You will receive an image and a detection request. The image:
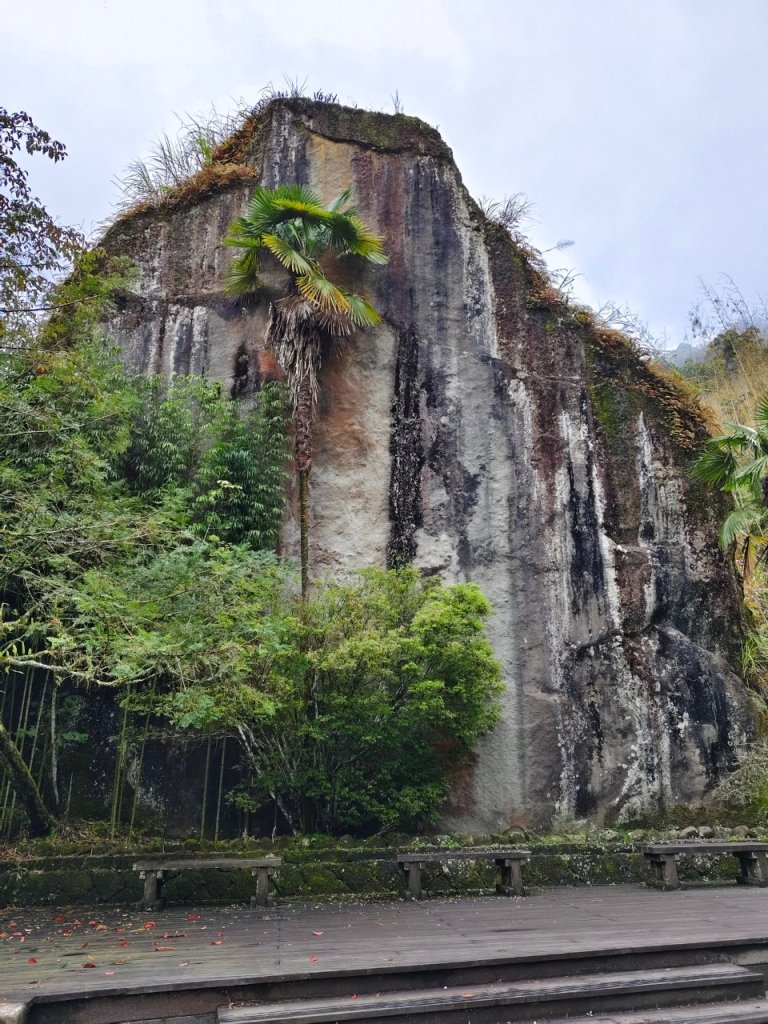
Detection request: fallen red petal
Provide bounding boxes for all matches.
[312,931,324,936]
[27,958,37,964]
[309,955,318,963]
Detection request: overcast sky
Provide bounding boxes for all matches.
[3,0,766,347]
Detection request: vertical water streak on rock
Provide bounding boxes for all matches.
[387,325,424,567]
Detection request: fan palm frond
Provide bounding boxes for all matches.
[261,234,314,276]
[721,500,768,549]
[756,393,768,435]
[692,442,741,487]
[734,455,768,489]
[296,270,351,314]
[223,247,263,298]
[329,186,356,214]
[344,292,383,328]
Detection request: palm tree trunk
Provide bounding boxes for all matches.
[298,469,310,601]
[0,723,55,837]
[295,374,314,602]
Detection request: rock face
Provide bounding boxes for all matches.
[101,99,753,829]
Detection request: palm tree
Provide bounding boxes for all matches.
[692,394,768,576]
[223,184,388,598]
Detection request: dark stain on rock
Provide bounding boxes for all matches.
[231,344,258,398]
[387,325,424,567]
[172,313,192,375]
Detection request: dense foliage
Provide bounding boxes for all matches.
[0,267,290,682]
[0,273,501,836]
[0,113,503,840]
[219,568,502,834]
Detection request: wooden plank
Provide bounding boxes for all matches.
[642,844,768,855]
[544,1003,768,1024]
[218,964,761,1023]
[396,850,530,863]
[4,887,768,1010]
[133,858,281,870]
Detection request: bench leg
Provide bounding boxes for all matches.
[496,859,524,897]
[647,855,680,890]
[404,864,423,900]
[251,868,271,907]
[735,852,768,886]
[139,871,165,911]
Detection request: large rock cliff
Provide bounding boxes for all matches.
[101,98,752,828]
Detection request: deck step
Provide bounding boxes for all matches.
[218,962,764,1024]
[546,999,768,1023]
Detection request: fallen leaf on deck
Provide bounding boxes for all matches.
[83,962,96,969]
[154,944,176,951]
[119,940,130,948]
[87,920,96,927]
[27,958,37,964]
[462,993,476,999]
[309,955,318,963]
[95,924,107,931]
[185,913,199,920]
[312,931,324,936]
[143,921,156,929]
[178,960,190,967]
[210,940,223,946]
[351,994,358,1000]
[104,971,115,976]
[81,942,89,949]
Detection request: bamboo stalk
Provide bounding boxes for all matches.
[110,688,130,838]
[6,664,34,838]
[200,735,212,840]
[129,714,150,838]
[214,737,226,845]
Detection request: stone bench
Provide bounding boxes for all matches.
[133,856,282,910]
[641,842,768,890]
[396,849,531,900]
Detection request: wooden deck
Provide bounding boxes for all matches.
[4,885,768,1020]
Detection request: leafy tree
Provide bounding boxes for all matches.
[157,567,502,834]
[0,108,82,337]
[224,184,388,598]
[122,374,289,549]
[0,295,288,833]
[691,395,768,576]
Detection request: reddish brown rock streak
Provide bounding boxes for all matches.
[101,99,752,828]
